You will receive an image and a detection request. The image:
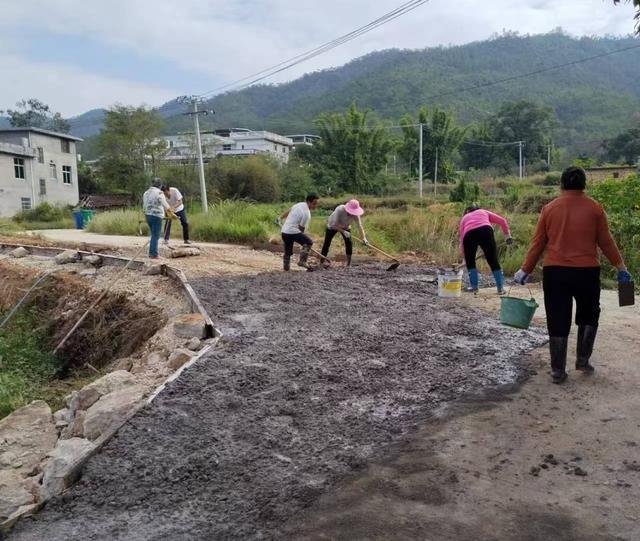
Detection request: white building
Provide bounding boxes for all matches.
[160,128,294,164]
[286,134,321,149]
[0,127,82,217]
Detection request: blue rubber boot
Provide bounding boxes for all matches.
[466,269,479,292]
[493,269,506,295]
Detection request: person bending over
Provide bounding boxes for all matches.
[162,184,191,245]
[459,205,512,294]
[278,193,320,271]
[321,199,369,266]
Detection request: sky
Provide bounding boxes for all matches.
[0,0,637,118]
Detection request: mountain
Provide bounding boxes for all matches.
[71,32,640,154]
[68,108,107,138]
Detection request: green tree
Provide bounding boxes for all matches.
[399,107,467,183]
[77,161,101,195]
[211,156,281,203]
[605,124,640,165]
[307,103,392,194]
[96,105,166,198]
[488,100,557,170]
[1,99,70,133]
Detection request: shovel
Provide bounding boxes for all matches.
[352,234,400,271]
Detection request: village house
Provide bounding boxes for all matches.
[0,127,82,217]
[585,164,638,183]
[160,128,294,164]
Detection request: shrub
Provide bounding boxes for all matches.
[449,178,480,203]
[543,172,561,186]
[13,202,69,223]
[212,156,281,203]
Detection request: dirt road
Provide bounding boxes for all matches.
[282,285,640,541]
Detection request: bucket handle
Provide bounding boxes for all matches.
[506,284,536,300]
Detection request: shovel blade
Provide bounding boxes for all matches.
[386,262,400,272]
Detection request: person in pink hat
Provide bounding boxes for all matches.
[321,199,369,266]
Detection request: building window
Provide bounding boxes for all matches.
[223,144,232,151]
[39,178,47,196]
[37,147,44,163]
[274,144,278,151]
[61,139,71,153]
[169,140,174,148]
[50,162,57,179]
[283,147,286,153]
[62,165,72,185]
[14,158,25,179]
[241,145,245,149]
[21,197,32,211]
[613,172,620,179]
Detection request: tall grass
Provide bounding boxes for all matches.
[86,209,145,235]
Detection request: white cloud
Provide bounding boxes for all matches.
[0,0,636,114]
[0,52,179,117]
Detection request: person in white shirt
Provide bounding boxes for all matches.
[321,199,369,266]
[161,185,191,244]
[277,193,320,271]
[142,178,171,259]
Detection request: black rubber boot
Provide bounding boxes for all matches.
[297,245,310,268]
[283,255,291,271]
[576,325,597,374]
[549,336,568,384]
[346,255,352,267]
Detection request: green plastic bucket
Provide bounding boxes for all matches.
[500,296,539,329]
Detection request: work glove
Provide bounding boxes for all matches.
[513,269,529,285]
[342,230,351,239]
[618,270,633,283]
[362,237,370,246]
[166,209,178,220]
[274,217,282,227]
[506,236,514,246]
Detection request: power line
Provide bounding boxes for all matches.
[196,0,431,99]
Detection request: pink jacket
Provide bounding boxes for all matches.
[459,209,511,247]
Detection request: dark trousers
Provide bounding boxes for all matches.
[543,266,601,337]
[164,209,189,242]
[321,228,353,257]
[463,225,500,271]
[282,232,313,257]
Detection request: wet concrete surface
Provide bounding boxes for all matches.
[9,265,546,541]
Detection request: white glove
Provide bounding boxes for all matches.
[362,237,370,246]
[513,269,529,285]
[274,217,282,227]
[342,230,351,239]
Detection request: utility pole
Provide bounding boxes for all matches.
[418,123,423,198]
[547,143,552,169]
[434,146,438,196]
[178,96,213,213]
[518,141,524,180]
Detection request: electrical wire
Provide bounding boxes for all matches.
[196,0,431,98]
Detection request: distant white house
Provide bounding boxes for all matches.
[0,127,82,217]
[159,128,294,164]
[286,134,321,149]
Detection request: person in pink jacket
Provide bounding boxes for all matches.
[459,205,513,294]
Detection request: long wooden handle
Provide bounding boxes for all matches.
[309,248,332,263]
[351,234,398,262]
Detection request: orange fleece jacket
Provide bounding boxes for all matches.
[522,191,624,274]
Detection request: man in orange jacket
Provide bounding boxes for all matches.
[514,166,632,384]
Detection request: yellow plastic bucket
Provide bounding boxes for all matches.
[437,269,463,298]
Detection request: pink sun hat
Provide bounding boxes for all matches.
[344,199,364,217]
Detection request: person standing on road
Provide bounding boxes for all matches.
[142,178,172,259]
[277,194,320,271]
[459,205,513,294]
[321,199,369,266]
[514,166,632,384]
[162,185,191,245]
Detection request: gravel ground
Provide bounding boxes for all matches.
[10,265,546,541]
